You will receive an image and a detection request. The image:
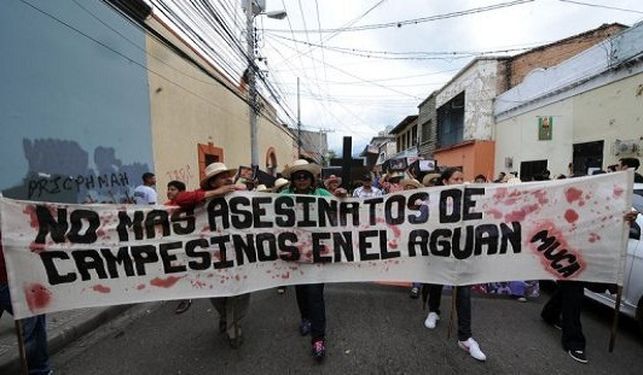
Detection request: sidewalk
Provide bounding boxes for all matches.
[0,305,131,373]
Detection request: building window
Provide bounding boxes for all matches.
[411,125,418,147]
[437,92,465,148]
[198,142,224,181]
[396,137,402,152]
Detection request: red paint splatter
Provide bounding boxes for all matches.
[320,245,331,255]
[588,233,601,243]
[486,209,503,219]
[235,275,240,281]
[96,228,106,237]
[24,283,52,312]
[136,284,145,290]
[388,240,398,249]
[613,186,624,198]
[565,187,583,204]
[150,275,184,288]
[281,272,290,279]
[92,284,111,293]
[493,188,508,201]
[564,209,579,224]
[29,242,46,254]
[191,279,207,288]
[388,225,400,239]
[505,204,539,222]
[531,190,549,205]
[22,205,39,228]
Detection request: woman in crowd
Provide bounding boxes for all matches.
[281,159,333,362]
[173,162,249,349]
[423,167,487,361]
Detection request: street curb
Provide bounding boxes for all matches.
[0,304,132,373]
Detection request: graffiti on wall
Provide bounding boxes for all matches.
[164,164,195,187]
[1,139,151,204]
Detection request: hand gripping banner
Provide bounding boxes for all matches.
[0,172,633,318]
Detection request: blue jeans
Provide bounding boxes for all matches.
[0,283,51,375]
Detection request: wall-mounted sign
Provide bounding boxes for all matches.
[538,116,553,140]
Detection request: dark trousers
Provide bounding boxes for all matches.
[427,284,472,341]
[295,283,326,341]
[541,281,586,351]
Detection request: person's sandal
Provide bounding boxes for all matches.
[175,299,192,314]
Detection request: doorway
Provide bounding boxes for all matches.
[573,141,604,176]
[520,160,548,181]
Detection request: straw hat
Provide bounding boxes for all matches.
[274,177,290,191]
[255,184,271,192]
[323,174,342,188]
[400,178,423,189]
[282,159,321,179]
[422,173,441,187]
[200,162,236,189]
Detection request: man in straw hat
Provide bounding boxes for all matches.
[281,159,332,362]
[174,162,249,348]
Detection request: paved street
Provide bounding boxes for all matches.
[50,283,643,375]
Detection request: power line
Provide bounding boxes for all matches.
[268,33,540,59]
[558,0,643,14]
[268,33,423,100]
[275,0,387,65]
[265,0,534,33]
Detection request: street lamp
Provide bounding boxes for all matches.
[243,0,287,168]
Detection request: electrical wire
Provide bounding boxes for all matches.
[264,0,534,33]
[558,0,643,14]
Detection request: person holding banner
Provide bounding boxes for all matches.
[1,231,53,374]
[165,180,192,315]
[281,159,333,362]
[541,209,640,364]
[422,167,487,362]
[273,177,291,295]
[173,163,250,348]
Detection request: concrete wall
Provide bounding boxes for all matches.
[146,17,296,196]
[0,0,154,203]
[436,59,503,142]
[494,72,643,177]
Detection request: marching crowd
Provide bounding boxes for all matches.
[0,156,641,373]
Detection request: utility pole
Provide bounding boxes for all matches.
[297,77,301,158]
[246,3,258,167]
[243,1,286,167]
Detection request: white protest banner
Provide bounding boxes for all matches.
[0,172,633,318]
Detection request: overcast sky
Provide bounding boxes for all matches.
[246,0,643,154]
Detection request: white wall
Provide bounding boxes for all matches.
[495,72,643,177]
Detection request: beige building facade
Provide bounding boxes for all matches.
[494,23,643,178]
[146,17,297,195]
